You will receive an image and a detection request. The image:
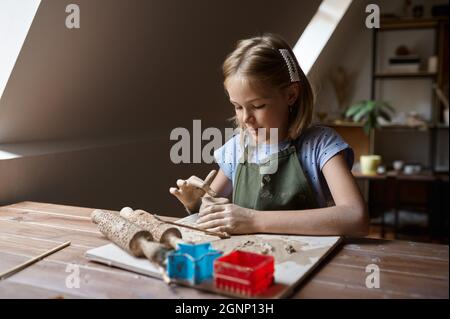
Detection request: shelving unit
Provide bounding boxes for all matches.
[378,17,441,30]
[371,17,448,173]
[363,17,449,240]
[326,17,449,241]
[373,71,437,78]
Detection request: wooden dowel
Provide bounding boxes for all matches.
[153,215,230,239]
[0,241,71,281]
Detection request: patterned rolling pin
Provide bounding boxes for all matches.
[91,209,171,266]
[119,207,185,249]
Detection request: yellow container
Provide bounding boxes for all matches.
[360,155,381,175]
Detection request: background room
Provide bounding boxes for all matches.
[0,0,448,245]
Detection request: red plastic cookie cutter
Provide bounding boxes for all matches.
[214,250,274,296]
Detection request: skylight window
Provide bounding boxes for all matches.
[0,0,41,100]
[293,0,353,75]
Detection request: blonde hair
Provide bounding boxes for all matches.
[222,33,314,140]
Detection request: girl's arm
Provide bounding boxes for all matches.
[197,153,369,237]
[254,153,369,236]
[210,169,233,198]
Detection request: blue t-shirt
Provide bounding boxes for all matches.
[213,125,354,208]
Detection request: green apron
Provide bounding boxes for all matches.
[233,140,318,210]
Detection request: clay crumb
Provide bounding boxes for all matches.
[284,244,296,254]
[237,240,255,249]
[260,243,274,255]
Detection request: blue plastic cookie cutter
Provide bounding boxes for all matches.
[167,242,222,284]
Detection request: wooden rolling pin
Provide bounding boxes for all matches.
[91,210,170,266]
[119,207,185,249]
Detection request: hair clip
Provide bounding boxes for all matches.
[279,49,300,82]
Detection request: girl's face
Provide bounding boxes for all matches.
[225,75,298,143]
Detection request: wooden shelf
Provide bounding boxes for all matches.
[326,121,363,128]
[379,17,446,31]
[327,122,434,131]
[376,124,431,131]
[435,123,450,129]
[353,170,437,181]
[374,72,437,79]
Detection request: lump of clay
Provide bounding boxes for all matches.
[284,244,296,254]
[199,196,230,213]
[259,242,274,255]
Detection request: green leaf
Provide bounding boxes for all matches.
[353,101,375,122]
[379,101,395,114]
[346,100,395,131]
[345,102,365,118]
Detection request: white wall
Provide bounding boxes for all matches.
[0,0,41,100]
[0,0,320,143]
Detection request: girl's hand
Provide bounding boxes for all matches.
[196,203,257,235]
[169,170,217,213]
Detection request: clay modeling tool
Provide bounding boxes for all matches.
[200,170,218,197]
[119,207,185,249]
[91,210,172,282]
[153,214,230,239]
[0,241,71,281]
[172,170,218,197]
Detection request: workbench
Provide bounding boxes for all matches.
[0,202,448,298]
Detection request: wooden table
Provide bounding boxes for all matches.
[0,202,448,299]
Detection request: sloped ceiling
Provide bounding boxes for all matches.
[0,0,321,143]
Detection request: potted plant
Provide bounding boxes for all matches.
[344,100,395,175]
[345,100,395,134]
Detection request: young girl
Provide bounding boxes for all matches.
[169,33,368,237]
